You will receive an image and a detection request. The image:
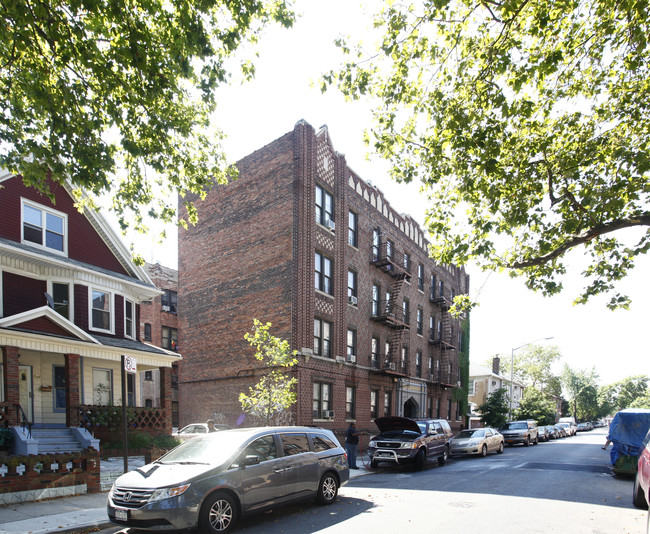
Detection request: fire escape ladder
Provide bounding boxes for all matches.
[386,328,406,370]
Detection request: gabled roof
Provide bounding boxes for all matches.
[0,306,99,343]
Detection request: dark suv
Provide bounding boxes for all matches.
[500,420,539,447]
[368,417,453,470]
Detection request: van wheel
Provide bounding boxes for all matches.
[633,472,649,509]
[316,472,339,505]
[200,492,236,533]
[438,445,449,466]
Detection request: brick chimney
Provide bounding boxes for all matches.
[492,356,500,375]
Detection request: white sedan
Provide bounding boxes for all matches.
[450,427,505,457]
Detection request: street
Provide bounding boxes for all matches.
[88,428,648,534]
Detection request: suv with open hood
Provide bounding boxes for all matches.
[367,417,453,470]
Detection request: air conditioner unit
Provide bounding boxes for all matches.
[429,374,435,381]
[347,355,357,363]
[325,219,336,231]
[348,295,358,306]
[325,410,335,419]
[388,362,396,371]
[162,305,170,312]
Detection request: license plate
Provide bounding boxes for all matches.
[115,509,129,521]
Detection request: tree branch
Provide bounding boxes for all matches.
[509,214,650,268]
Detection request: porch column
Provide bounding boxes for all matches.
[158,366,172,434]
[65,353,81,427]
[3,346,20,426]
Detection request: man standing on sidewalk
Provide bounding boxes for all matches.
[345,422,360,469]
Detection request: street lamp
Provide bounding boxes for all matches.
[509,337,554,421]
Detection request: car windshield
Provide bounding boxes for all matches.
[505,422,527,430]
[157,433,246,465]
[417,422,428,434]
[455,429,485,439]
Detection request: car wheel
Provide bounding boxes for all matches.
[633,472,649,509]
[480,444,488,457]
[414,448,426,470]
[438,445,449,466]
[370,459,379,469]
[497,441,504,454]
[200,492,236,533]
[524,437,530,447]
[534,435,539,445]
[316,472,339,505]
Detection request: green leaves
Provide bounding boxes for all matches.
[1,0,295,236]
[323,0,650,307]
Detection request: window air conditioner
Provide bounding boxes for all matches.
[325,219,336,231]
[388,362,396,371]
[348,295,358,305]
[162,305,170,312]
[325,410,335,419]
[348,355,357,363]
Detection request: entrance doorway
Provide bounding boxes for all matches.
[18,365,34,423]
[403,397,418,419]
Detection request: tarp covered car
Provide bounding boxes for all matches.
[607,409,650,475]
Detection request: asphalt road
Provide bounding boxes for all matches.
[86,427,649,534]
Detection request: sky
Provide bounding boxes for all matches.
[121,0,649,386]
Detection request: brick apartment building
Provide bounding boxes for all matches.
[178,120,469,436]
[139,262,180,427]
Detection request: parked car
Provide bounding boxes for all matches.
[537,426,550,442]
[108,426,349,533]
[450,427,505,457]
[554,423,567,438]
[557,422,574,437]
[173,422,231,441]
[499,420,539,447]
[577,422,591,432]
[546,425,559,439]
[634,427,650,523]
[368,417,453,470]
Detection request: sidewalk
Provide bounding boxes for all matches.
[0,457,373,534]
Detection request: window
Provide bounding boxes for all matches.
[430,274,436,300]
[144,370,153,381]
[402,298,410,324]
[428,397,433,418]
[161,289,177,313]
[416,307,423,335]
[386,240,394,262]
[447,398,453,420]
[315,184,334,226]
[348,211,358,247]
[315,252,333,295]
[54,365,66,411]
[401,346,408,373]
[403,252,410,272]
[91,289,112,332]
[429,316,435,341]
[124,299,135,339]
[416,351,422,377]
[438,279,444,299]
[52,282,69,319]
[428,356,433,377]
[383,392,391,417]
[127,373,135,407]
[144,323,152,341]
[313,434,337,452]
[347,329,357,362]
[348,270,357,303]
[93,368,112,405]
[280,433,310,456]
[313,382,331,419]
[313,318,332,358]
[469,379,476,396]
[346,386,356,419]
[245,435,278,462]
[162,326,178,351]
[371,336,379,368]
[417,264,424,291]
[145,399,153,408]
[22,200,67,254]
[372,284,380,316]
[372,228,381,260]
[370,390,379,419]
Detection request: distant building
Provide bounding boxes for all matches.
[469,357,525,423]
[139,262,180,427]
[178,120,470,436]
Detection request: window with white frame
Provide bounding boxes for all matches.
[346,386,356,419]
[90,289,112,332]
[124,299,135,339]
[315,184,334,226]
[93,368,112,405]
[348,210,358,247]
[347,329,357,361]
[51,282,70,319]
[315,252,333,295]
[348,270,357,303]
[313,318,332,358]
[313,382,332,419]
[53,365,66,410]
[21,199,67,254]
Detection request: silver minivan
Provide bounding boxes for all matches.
[107,426,349,533]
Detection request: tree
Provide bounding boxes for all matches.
[1,0,294,240]
[629,391,650,410]
[515,389,557,426]
[239,319,298,426]
[453,314,470,426]
[478,387,509,429]
[325,0,650,309]
[599,375,649,413]
[562,364,601,421]
[499,344,562,395]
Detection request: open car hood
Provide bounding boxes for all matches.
[374,416,422,434]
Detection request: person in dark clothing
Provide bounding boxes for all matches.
[345,422,360,469]
[207,420,217,432]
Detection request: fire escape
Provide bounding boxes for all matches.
[429,284,458,389]
[370,241,411,375]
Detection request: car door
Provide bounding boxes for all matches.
[239,434,287,513]
[279,432,319,499]
[427,422,444,458]
[484,428,496,452]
